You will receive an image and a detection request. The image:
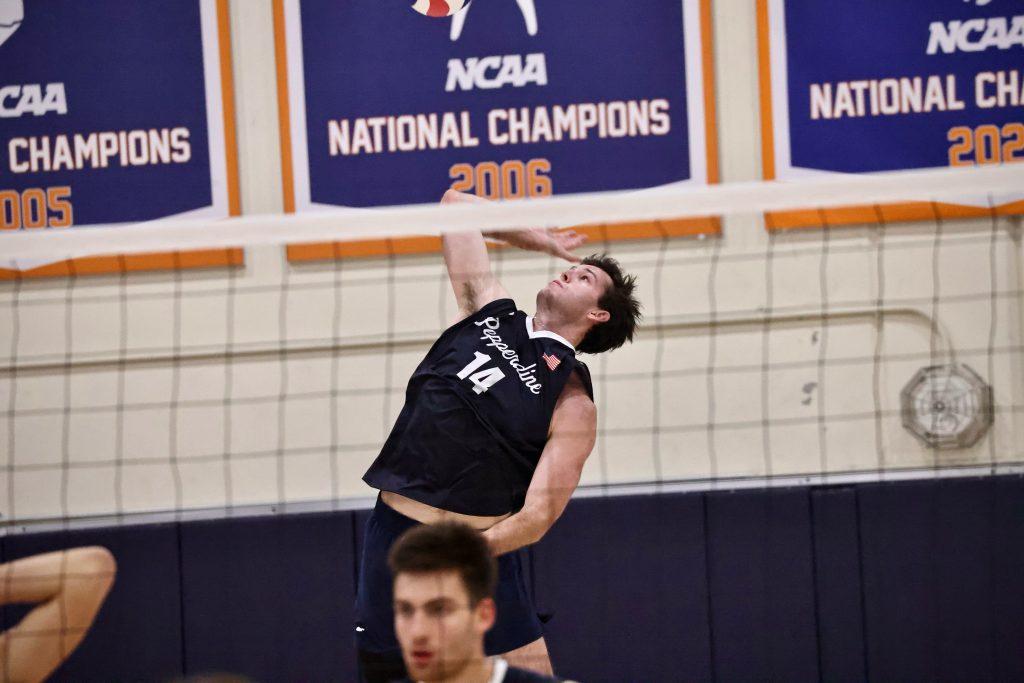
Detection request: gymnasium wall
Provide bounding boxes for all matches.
[2,4,1023,682]
[1,1,1021,522]
[3,475,1022,682]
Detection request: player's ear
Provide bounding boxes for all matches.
[587,308,610,324]
[475,597,496,633]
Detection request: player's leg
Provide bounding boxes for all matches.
[502,636,553,675]
[0,546,116,683]
[355,497,420,683]
[485,549,550,675]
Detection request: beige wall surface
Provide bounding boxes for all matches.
[1,1,1021,523]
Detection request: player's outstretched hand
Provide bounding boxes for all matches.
[441,188,488,205]
[440,189,587,263]
[526,227,586,262]
[493,224,586,263]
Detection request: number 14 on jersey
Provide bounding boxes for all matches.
[457,352,505,395]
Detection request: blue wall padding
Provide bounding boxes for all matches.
[532,493,713,682]
[2,524,183,682]
[810,486,867,682]
[179,511,358,681]
[993,475,1024,681]
[929,478,999,681]
[859,477,1006,682]
[705,488,820,682]
[1,475,1022,682]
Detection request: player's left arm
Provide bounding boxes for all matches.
[482,372,595,556]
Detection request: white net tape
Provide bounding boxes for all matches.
[3,164,1021,261]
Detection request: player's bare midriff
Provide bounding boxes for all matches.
[381,491,512,530]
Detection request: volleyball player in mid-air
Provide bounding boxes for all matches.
[355,189,641,682]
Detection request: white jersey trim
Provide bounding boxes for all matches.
[490,656,509,683]
[525,316,575,352]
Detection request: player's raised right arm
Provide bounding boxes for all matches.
[440,189,510,322]
[440,189,587,321]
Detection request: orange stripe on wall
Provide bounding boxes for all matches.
[286,218,719,263]
[700,0,719,186]
[218,0,241,217]
[272,0,296,214]
[755,0,775,181]
[766,200,1024,231]
[0,249,244,280]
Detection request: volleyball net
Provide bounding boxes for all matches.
[1,164,1023,528]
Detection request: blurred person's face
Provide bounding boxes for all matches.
[393,569,495,682]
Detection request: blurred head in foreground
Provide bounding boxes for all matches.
[388,522,497,682]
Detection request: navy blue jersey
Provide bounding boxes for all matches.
[363,298,593,516]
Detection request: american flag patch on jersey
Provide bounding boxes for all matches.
[542,353,561,371]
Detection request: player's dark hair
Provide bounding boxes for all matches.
[388,522,497,606]
[577,254,641,354]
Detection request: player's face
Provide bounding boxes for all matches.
[540,264,613,323]
[393,570,495,682]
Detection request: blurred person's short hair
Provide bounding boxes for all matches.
[388,522,497,606]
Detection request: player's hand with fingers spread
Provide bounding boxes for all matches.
[441,189,587,263]
[441,188,487,205]
[511,226,586,263]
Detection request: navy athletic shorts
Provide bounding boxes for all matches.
[354,495,544,656]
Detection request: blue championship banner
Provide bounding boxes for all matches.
[758,0,1024,229]
[275,0,717,261]
[0,0,240,277]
